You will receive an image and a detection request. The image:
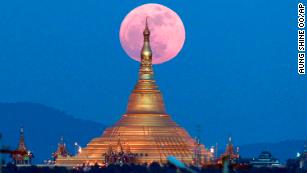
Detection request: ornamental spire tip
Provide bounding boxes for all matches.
[139,17,153,79]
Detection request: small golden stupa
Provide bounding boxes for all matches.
[56,19,210,166]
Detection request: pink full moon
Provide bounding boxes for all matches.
[119,3,186,64]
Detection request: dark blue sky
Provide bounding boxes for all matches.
[0,0,306,146]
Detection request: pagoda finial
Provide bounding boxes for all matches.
[17,127,27,152]
[60,136,64,144]
[139,17,153,80]
[145,17,150,34]
[19,127,24,142]
[144,16,150,38]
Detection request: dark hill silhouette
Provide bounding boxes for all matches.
[0,102,105,163]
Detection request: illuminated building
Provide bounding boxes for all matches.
[56,20,211,166]
[250,151,281,168]
[103,138,137,165]
[52,137,71,161]
[217,136,239,164]
[11,128,33,165]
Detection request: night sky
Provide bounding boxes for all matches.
[0,0,306,146]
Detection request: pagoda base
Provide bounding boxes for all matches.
[56,114,207,166]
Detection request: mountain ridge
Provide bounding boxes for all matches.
[0,102,105,163]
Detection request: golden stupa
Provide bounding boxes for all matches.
[56,20,210,166]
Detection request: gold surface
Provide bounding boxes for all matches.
[56,20,209,166]
[126,18,165,115]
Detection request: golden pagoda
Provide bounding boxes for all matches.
[56,19,210,166]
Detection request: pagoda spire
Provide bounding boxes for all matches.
[60,136,64,145]
[139,17,153,80]
[12,127,33,165]
[225,136,234,155]
[125,17,166,115]
[228,136,232,144]
[17,127,27,151]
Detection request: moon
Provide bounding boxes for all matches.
[119,3,186,64]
